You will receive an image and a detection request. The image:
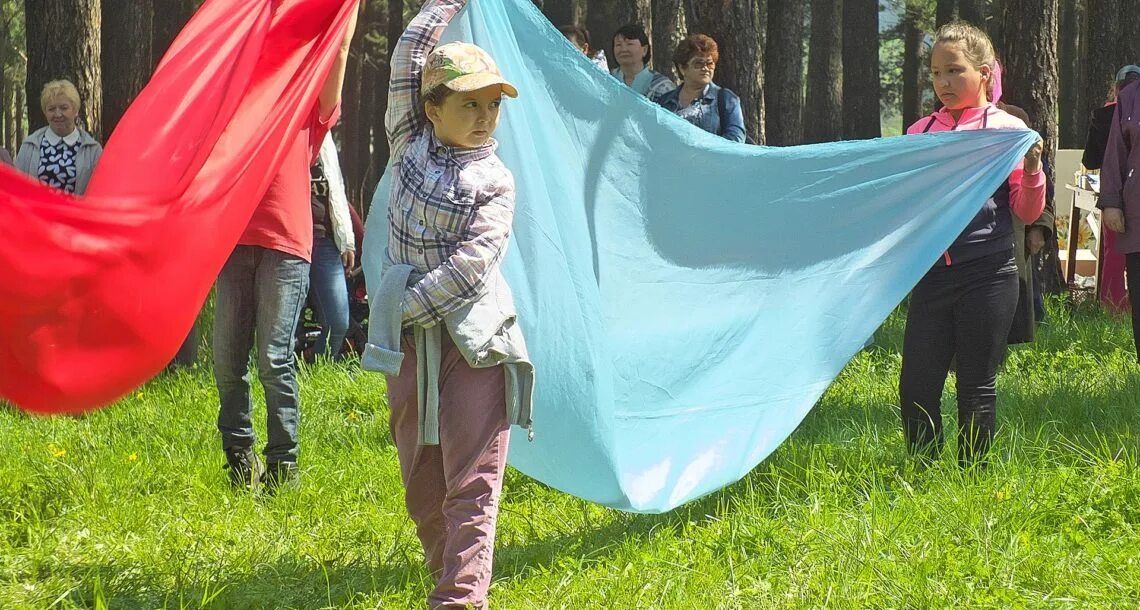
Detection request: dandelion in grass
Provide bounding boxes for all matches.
[48,443,66,458]
[127,453,139,462]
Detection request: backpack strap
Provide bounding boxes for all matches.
[716,86,729,137]
[921,116,938,133]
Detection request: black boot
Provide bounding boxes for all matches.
[225,448,264,492]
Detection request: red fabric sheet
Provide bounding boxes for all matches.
[0,0,354,414]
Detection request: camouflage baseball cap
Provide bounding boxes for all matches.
[421,42,519,98]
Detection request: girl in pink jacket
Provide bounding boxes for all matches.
[900,22,1045,467]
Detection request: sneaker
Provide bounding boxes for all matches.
[225,448,264,492]
[263,461,299,494]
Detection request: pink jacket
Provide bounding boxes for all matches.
[907,104,1046,266]
[907,104,1046,226]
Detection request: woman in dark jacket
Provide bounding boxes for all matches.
[1098,77,1140,359]
[1083,66,1139,312]
[1084,66,1140,170]
[656,34,747,143]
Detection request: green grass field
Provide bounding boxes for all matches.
[3,298,1140,609]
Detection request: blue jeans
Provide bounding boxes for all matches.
[214,246,310,463]
[308,236,350,358]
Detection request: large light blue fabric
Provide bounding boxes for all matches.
[364,0,1040,513]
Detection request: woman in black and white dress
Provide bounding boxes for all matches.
[15,79,103,195]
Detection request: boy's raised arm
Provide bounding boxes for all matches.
[385,0,468,162]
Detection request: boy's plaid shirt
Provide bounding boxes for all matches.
[384,0,516,328]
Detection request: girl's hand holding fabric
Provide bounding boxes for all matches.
[1023,139,1043,175]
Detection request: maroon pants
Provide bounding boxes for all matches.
[386,331,510,610]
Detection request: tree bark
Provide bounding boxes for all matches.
[15,85,24,152]
[341,0,368,204]
[151,0,196,70]
[804,0,842,143]
[957,0,985,26]
[1119,1,1140,68]
[102,1,153,138]
[988,0,1005,53]
[370,0,404,203]
[1084,0,1120,133]
[0,6,8,149]
[1001,0,1063,293]
[935,0,956,28]
[388,0,404,58]
[361,0,386,204]
[588,0,652,67]
[544,0,584,27]
[651,0,685,75]
[842,0,880,139]
[1000,0,1059,188]
[902,3,925,131]
[686,0,766,144]
[764,0,804,145]
[1058,0,1085,148]
[24,0,102,139]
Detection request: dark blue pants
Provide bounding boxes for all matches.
[899,249,1018,466]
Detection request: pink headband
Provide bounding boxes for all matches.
[991,60,1003,104]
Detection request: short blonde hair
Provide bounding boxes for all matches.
[933,22,996,99]
[40,79,81,113]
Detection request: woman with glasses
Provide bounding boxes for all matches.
[656,34,747,143]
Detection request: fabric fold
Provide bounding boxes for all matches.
[0,0,355,412]
[365,0,1040,513]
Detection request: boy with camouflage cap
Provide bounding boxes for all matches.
[380,1,525,608]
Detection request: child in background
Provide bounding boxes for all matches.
[558,23,609,71]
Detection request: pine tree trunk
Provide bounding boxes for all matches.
[988,0,1005,53]
[936,0,956,28]
[102,1,153,138]
[686,0,766,144]
[958,0,985,26]
[370,0,404,206]
[804,0,842,143]
[1119,1,1140,68]
[15,86,24,150]
[1058,0,1085,148]
[764,0,804,145]
[544,0,584,27]
[0,9,8,149]
[361,0,386,203]
[24,0,102,139]
[1001,0,1063,293]
[588,0,651,67]
[902,3,925,131]
[1000,0,1060,191]
[389,0,404,59]
[151,0,196,68]
[341,0,367,204]
[651,0,685,76]
[842,0,880,139]
[1084,0,1120,133]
